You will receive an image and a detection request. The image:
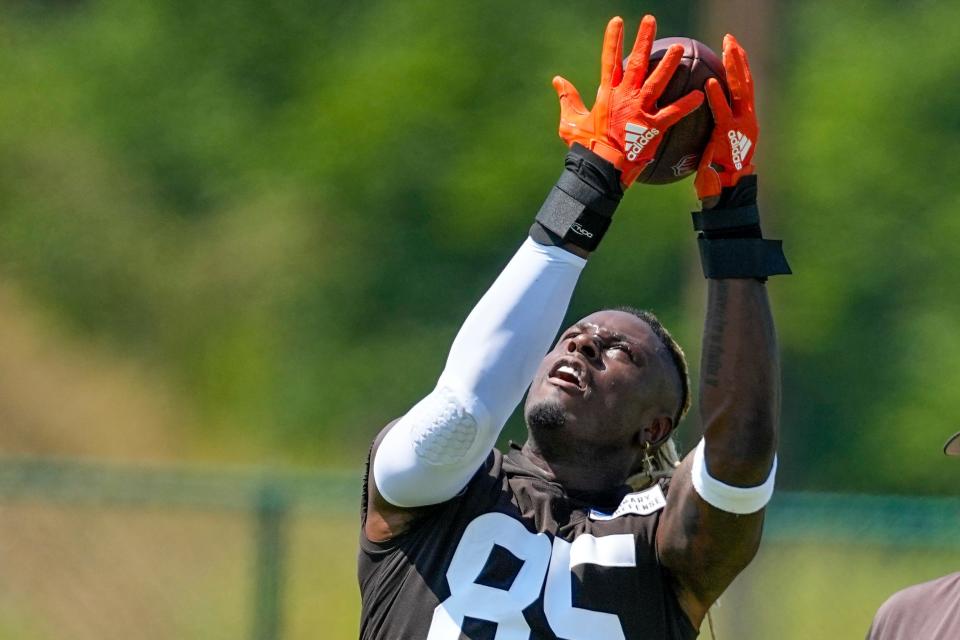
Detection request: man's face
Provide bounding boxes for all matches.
[524,310,680,451]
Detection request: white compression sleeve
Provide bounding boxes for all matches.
[691,438,777,514]
[373,238,586,508]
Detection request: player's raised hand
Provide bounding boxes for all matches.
[553,15,704,187]
[694,34,758,201]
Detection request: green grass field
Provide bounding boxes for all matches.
[712,541,955,639]
[288,517,363,639]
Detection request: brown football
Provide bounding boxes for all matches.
[634,37,726,185]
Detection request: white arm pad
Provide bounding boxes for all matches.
[691,438,777,514]
[374,238,586,508]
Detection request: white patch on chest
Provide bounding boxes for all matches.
[588,485,666,521]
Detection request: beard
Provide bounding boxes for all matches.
[525,400,567,432]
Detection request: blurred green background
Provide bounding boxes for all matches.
[0,0,958,638]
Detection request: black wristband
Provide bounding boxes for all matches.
[533,143,623,252]
[691,204,760,236]
[697,238,791,279]
[711,173,759,210]
[692,175,791,279]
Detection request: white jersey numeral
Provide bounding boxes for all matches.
[427,514,636,639]
[543,534,635,639]
[427,513,551,639]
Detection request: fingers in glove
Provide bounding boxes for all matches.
[657,89,704,128]
[641,44,685,107]
[553,76,588,115]
[732,41,755,107]
[600,17,625,88]
[722,34,748,109]
[621,14,657,90]
[704,77,733,124]
[695,141,722,199]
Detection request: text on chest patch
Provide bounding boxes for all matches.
[588,485,666,521]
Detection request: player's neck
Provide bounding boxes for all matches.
[519,438,632,494]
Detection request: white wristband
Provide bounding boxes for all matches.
[691,438,776,514]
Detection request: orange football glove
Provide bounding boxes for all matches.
[553,15,705,187]
[694,34,759,200]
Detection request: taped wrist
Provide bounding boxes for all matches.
[691,175,791,280]
[532,143,624,252]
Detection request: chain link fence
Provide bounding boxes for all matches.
[0,456,956,639]
[0,457,357,640]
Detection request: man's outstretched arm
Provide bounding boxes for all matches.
[658,277,779,624]
[657,34,790,628]
[365,15,704,542]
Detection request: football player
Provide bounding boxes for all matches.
[865,432,960,640]
[359,15,789,639]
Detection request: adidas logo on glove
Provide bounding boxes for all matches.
[727,130,752,170]
[624,122,659,161]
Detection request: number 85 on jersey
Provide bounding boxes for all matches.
[428,513,637,640]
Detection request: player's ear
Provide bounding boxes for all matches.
[634,415,674,449]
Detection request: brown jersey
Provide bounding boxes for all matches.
[867,572,960,640]
[358,444,697,639]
